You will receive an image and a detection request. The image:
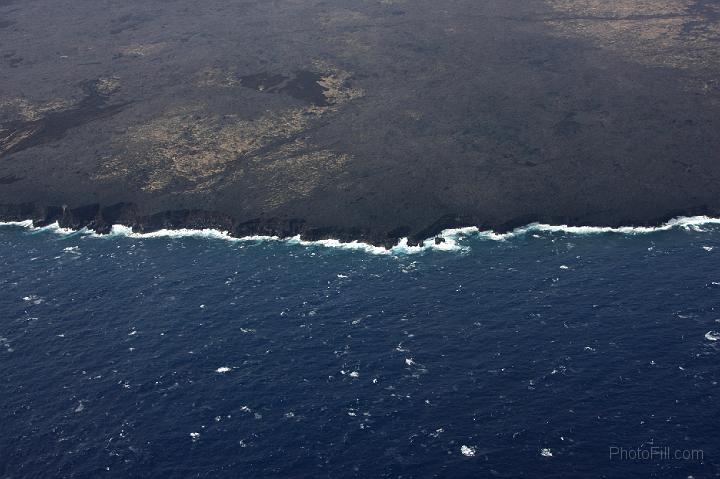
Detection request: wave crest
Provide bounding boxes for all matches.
[1,215,718,255]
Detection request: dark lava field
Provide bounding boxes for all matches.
[1,0,720,245]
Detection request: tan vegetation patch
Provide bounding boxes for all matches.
[194,68,240,88]
[545,0,720,74]
[312,60,365,106]
[91,156,132,181]
[97,62,362,201]
[0,122,42,154]
[95,77,121,95]
[251,139,351,209]
[130,104,349,195]
[332,34,376,57]
[404,109,423,121]
[116,105,315,192]
[119,42,167,57]
[0,97,74,122]
[548,0,687,17]
[319,71,365,105]
[317,8,369,27]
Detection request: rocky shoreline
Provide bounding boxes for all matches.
[2,202,718,249]
[0,202,453,248]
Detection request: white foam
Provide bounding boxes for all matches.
[472,216,720,241]
[32,222,77,235]
[215,366,231,373]
[108,225,243,242]
[705,331,720,341]
[2,215,720,255]
[22,294,44,305]
[0,337,12,353]
[107,224,469,255]
[460,445,476,457]
[0,220,33,227]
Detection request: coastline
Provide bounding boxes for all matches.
[3,1,720,255]
[2,202,719,255]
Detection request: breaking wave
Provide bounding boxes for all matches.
[1,215,719,255]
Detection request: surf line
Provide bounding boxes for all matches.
[1,215,719,255]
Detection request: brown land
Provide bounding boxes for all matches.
[1,0,719,246]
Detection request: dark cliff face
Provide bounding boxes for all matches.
[1,0,720,245]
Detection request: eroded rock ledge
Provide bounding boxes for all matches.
[2,202,718,250]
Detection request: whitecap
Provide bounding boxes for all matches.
[22,294,44,305]
[460,445,476,457]
[215,366,231,373]
[705,331,720,341]
[0,220,33,228]
[33,222,77,235]
[0,337,12,353]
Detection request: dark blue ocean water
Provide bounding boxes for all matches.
[1,222,719,478]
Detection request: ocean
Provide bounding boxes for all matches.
[1,220,718,478]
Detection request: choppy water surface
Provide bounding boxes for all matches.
[1,222,719,478]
